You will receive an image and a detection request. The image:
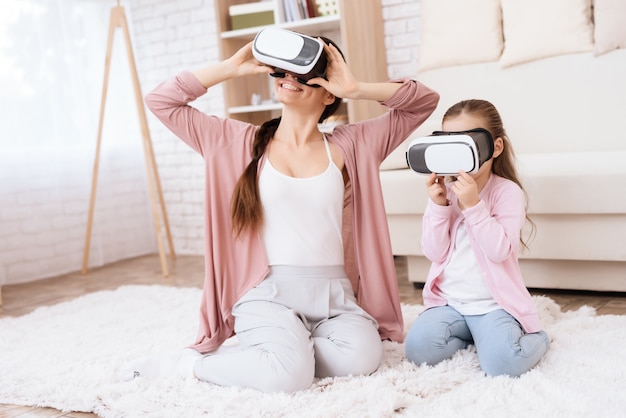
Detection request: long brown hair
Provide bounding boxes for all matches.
[230,36,345,238]
[443,99,535,250]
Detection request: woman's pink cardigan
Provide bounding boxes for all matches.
[145,71,439,352]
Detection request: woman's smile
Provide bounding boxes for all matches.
[279,80,303,92]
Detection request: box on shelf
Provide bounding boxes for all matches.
[229,2,275,30]
[314,0,338,16]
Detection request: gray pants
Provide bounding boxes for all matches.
[193,265,383,392]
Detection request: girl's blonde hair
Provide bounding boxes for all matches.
[443,99,535,250]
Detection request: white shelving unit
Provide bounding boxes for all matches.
[221,14,341,40]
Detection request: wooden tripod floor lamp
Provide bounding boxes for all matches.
[82,0,175,277]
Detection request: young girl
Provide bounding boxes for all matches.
[123,38,439,392]
[404,99,549,377]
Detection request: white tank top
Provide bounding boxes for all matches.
[259,135,344,266]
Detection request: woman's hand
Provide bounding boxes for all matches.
[193,42,272,88]
[426,173,447,206]
[227,42,274,78]
[308,41,402,101]
[307,42,359,98]
[452,171,480,209]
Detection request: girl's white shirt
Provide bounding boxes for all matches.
[438,222,500,315]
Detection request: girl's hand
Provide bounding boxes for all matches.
[426,173,447,206]
[452,171,480,209]
[307,42,359,98]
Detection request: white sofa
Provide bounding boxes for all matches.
[380,48,626,292]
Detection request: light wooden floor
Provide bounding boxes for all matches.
[1,254,625,417]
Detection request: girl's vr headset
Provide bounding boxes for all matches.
[406,128,495,175]
[252,28,327,84]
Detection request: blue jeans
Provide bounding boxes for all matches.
[405,306,549,377]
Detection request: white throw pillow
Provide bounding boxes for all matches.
[500,0,594,67]
[418,0,503,72]
[593,0,626,56]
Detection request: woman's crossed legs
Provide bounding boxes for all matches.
[194,299,382,392]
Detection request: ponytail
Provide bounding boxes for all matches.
[230,117,281,237]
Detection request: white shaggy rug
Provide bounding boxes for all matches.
[1,285,625,418]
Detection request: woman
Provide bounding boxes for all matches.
[126,37,439,392]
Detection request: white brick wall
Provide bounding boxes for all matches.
[0,145,157,285]
[1,0,422,285]
[382,0,422,78]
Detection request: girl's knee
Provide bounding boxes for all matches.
[405,326,430,365]
[405,306,471,365]
[405,325,454,366]
[479,331,550,377]
[405,342,451,367]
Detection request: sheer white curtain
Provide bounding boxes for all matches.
[0,0,156,285]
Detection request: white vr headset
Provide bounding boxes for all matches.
[252,28,327,84]
[406,128,495,175]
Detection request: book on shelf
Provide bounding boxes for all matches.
[282,0,319,22]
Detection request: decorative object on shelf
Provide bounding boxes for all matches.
[315,0,339,16]
[250,93,262,106]
[229,2,275,30]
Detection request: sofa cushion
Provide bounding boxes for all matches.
[593,0,626,56]
[418,0,502,71]
[518,151,626,214]
[380,168,429,215]
[499,0,593,67]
